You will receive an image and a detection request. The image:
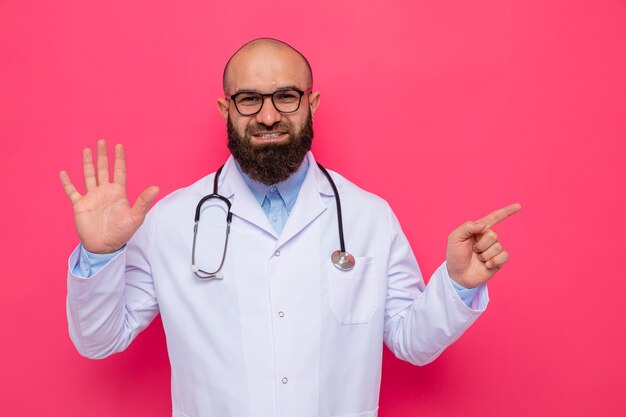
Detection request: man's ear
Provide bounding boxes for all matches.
[217,98,229,121]
[309,91,321,117]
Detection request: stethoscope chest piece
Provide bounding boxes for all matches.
[331,250,355,271]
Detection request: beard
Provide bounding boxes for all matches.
[227,112,314,185]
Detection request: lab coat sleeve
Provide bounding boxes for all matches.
[382,205,489,366]
[66,207,159,359]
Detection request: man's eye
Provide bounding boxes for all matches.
[237,95,261,105]
[275,93,299,102]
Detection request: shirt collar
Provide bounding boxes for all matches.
[235,157,310,211]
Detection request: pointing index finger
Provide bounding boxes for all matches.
[476,203,522,228]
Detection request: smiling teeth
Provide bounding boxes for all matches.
[257,133,282,139]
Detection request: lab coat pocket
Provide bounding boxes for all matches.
[328,257,378,324]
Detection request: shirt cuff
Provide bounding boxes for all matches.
[72,244,124,278]
[449,276,479,308]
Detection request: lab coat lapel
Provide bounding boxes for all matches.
[218,157,278,238]
[275,153,334,249]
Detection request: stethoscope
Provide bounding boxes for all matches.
[191,163,355,279]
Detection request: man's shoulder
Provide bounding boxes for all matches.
[323,167,391,214]
[150,171,218,215]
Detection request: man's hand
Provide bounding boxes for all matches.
[446,203,521,288]
[59,140,160,254]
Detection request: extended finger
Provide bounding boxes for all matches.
[485,251,509,269]
[131,186,160,217]
[473,229,498,252]
[476,203,522,229]
[82,147,97,191]
[59,170,82,204]
[96,139,110,184]
[476,241,504,262]
[113,144,126,187]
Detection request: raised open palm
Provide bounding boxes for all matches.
[59,140,159,254]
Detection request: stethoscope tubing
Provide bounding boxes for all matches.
[316,163,347,254]
[191,162,354,279]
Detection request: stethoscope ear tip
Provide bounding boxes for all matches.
[192,264,225,279]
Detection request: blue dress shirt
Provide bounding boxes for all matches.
[237,158,309,235]
[73,159,478,306]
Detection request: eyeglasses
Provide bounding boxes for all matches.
[229,88,311,116]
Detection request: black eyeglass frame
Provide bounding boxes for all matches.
[228,88,312,116]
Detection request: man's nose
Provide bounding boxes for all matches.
[256,96,282,126]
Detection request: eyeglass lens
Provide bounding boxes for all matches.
[233,89,302,115]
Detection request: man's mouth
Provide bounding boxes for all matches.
[251,131,288,143]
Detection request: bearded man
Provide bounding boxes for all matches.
[60,38,520,417]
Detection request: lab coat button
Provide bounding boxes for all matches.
[281,377,288,384]
[274,250,280,257]
[278,311,285,318]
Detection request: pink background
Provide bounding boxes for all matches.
[1,1,625,416]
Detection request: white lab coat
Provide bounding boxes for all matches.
[67,151,488,417]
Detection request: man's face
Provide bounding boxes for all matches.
[217,46,321,184]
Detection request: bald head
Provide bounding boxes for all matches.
[222,38,313,95]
